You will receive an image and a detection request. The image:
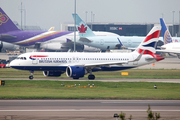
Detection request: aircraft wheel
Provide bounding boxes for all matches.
[29,76,33,80]
[73,77,79,79]
[88,74,95,80]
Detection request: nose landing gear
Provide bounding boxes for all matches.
[88,71,95,80]
[29,71,34,80]
[88,74,95,80]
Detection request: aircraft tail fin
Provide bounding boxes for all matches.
[0,7,20,33]
[136,25,161,55]
[72,13,95,37]
[160,18,172,44]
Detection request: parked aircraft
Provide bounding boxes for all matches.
[10,25,164,80]
[156,18,180,58]
[0,7,121,52]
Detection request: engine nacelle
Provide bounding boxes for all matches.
[43,71,62,77]
[41,43,64,50]
[66,66,85,78]
[0,41,3,52]
[115,44,122,49]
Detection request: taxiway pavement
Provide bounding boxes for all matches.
[0,100,180,120]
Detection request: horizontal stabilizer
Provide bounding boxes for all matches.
[79,37,93,42]
[130,50,145,62]
[145,56,172,61]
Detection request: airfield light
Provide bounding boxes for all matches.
[154,85,157,89]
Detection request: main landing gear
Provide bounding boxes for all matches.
[29,70,34,80]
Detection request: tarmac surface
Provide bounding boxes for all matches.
[0,54,180,120]
[0,100,180,120]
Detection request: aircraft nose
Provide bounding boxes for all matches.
[10,60,17,67]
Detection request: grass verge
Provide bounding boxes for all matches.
[0,80,180,99]
[0,68,180,79]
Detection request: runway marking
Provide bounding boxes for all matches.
[0,109,180,112]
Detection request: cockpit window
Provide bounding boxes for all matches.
[16,57,27,60]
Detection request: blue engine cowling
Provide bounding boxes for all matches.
[66,66,85,78]
[43,71,62,77]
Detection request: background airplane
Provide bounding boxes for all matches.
[72,14,168,51]
[10,25,164,80]
[156,18,180,59]
[0,7,122,52]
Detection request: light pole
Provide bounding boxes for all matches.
[179,11,180,36]
[24,9,26,29]
[85,11,88,23]
[91,11,93,30]
[19,2,26,30]
[93,13,95,22]
[20,2,23,30]
[172,11,175,37]
[74,0,76,52]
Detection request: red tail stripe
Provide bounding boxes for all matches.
[136,48,155,57]
[30,55,48,57]
[143,30,161,43]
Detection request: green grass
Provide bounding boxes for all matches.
[0,68,180,79]
[0,80,180,99]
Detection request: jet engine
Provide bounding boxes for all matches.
[41,43,65,51]
[43,71,62,77]
[66,66,86,79]
[0,41,3,52]
[115,44,121,49]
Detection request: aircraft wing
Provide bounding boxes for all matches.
[156,50,180,54]
[79,37,93,42]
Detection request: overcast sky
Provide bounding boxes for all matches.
[1,0,180,31]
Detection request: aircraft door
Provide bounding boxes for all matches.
[32,55,38,64]
[132,54,138,65]
[72,57,75,63]
[76,57,79,63]
[128,39,131,46]
[100,39,104,45]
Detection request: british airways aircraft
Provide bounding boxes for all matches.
[156,18,180,58]
[10,25,164,80]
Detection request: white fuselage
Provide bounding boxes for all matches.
[10,51,155,72]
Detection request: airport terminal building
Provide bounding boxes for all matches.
[62,22,180,37]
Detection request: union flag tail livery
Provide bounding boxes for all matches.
[160,18,172,44]
[0,7,20,33]
[135,25,163,61]
[136,25,161,54]
[72,13,95,37]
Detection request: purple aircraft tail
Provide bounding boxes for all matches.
[0,7,20,33]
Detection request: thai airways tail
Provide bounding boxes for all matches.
[72,13,95,37]
[0,7,20,34]
[160,18,172,44]
[135,25,161,55]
